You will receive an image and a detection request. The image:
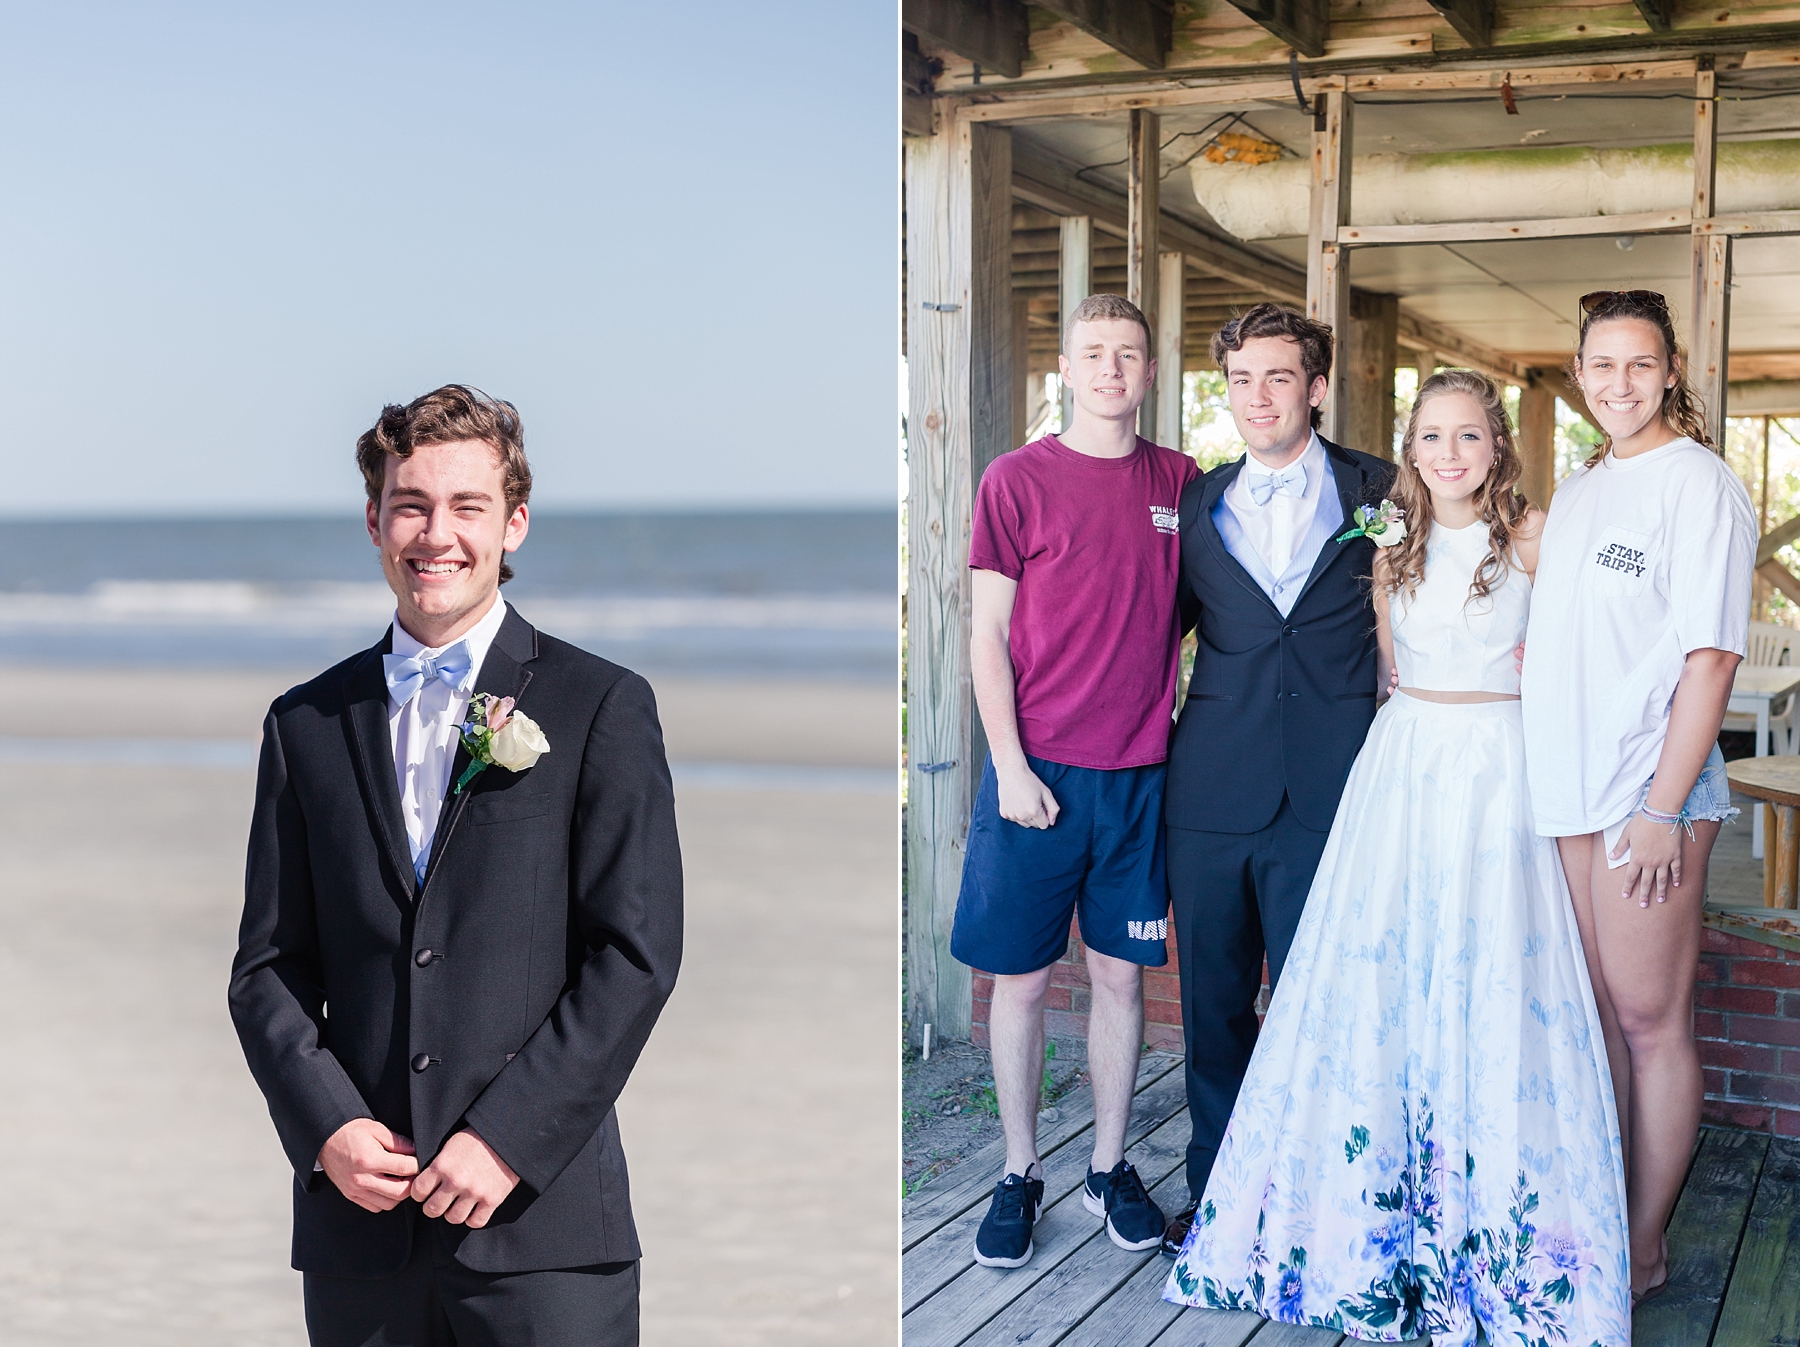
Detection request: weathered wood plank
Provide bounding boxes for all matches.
[1037,0,1172,70]
[1632,1127,1769,1346]
[1156,251,1185,452]
[1244,1325,1345,1346]
[905,0,1030,79]
[904,1056,1183,1249]
[954,1156,1193,1347]
[1711,1135,1800,1347]
[1224,0,1329,59]
[1307,90,1353,444]
[1056,1249,1190,1346]
[1427,0,1494,48]
[906,1112,1193,1347]
[1697,210,1800,238]
[1128,108,1160,436]
[1339,208,1689,246]
[1147,1307,1266,1346]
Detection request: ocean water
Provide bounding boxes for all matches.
[0,511,897,680]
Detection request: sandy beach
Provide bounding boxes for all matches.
[0,664,897,1345]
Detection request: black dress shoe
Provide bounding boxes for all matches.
[1160,1200,1199,1258]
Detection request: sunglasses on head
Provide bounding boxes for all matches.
[1579,289,1670,315]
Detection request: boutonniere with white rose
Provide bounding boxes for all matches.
[1336,498,1407,547]
[454,692,550,795]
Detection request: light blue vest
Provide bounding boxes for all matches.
[1211,452,1346,618]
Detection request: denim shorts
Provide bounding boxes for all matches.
[1630,742,1739,825]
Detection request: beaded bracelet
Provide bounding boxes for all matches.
[1639,803,1695,838]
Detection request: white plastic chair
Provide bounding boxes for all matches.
[1724,619,1797,754]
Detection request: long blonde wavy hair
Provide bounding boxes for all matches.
[1381,369,1531,605]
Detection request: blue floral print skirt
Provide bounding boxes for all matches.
[1164,694,1632,1346]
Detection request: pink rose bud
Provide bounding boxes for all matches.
[486,696,515,730]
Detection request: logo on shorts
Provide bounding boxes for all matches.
[1595,542,1646,578]
[1150,505,1178,535]
[1127,919,1168,941]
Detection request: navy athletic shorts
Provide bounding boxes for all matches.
[950,752,1170,976]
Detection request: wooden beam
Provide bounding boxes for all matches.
[1345,290,1397,459]
[1010,140,1308,306]
[903,116,1015,1046]
[903,38,940,139]
[1692,58,1718,355]
[1634,0,1676,34]
[1395,311,1530,385]
[1733,381,1800,417]
[1128,108,1161,436]
[1156,250,1184,450]
[1222,0,1328,60]
[1426,0,1494,50]
[902,0,1028,79]
[1035,0,1171,70]
[1340,210,1689,247]
[1696,233,1732,448]
[1518,375,1557,508]
[1696,211,1800,237]
[1308,91,1353,442]
[1759,558,1800,607]
[1059,214,1092,427]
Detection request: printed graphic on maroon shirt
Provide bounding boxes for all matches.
[969,434,1197,770]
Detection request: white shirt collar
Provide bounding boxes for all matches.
[388,591,509,704]
[1235,431,1325,506]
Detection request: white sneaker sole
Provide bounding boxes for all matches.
[1084,1184,1162,1251]
[971,1239,1033,1269]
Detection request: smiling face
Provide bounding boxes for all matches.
[1409,390,1497,511]
[1577,316,1678,445]
[1223,335,1328,465]
[365,438,529,647]
[1058,317,1154,427]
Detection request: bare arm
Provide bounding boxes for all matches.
[971,568,1059,828]
[1372,553,1397,697]
[1513,507,1546,580]
[1612,646,1740,904]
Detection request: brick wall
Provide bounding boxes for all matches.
[969,917,1267,1056]
[1696,923,1800,1138]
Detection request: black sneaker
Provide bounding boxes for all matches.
[1083,1160,1165,1252]
[972,1169,1044,1268]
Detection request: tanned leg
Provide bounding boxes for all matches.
[1084,949,1144,1172]
[990,966,1054,1178]
[1558,833,1633,1174]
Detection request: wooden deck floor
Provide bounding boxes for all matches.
[901,1058,1800,1347]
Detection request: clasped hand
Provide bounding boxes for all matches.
[319,1118,520,1229]
[1611,812,1684,909]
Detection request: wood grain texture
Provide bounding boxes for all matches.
[1308,91,1354,443]
[1039,0,1174,69]
[1223,0,1330,58]
[1712,1135,1800,1347]
[1518,376,1556,508]
[1129,108,1162,435]
[905,0,1031,78]
[1346,290,1398,459]
[1633,1127,1768,1346]
[1158,251,1187,450]
[1149,1309,1268,1346]
[1339,209,1689,246]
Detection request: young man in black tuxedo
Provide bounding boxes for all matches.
[1158,306,1395,1255]
[230,386,682,1346]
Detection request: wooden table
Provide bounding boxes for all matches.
[1727,663,1800,860]
[1726,756,1800,908]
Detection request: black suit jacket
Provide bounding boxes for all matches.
[1166,437,1397,835]
[229,604,683,1278]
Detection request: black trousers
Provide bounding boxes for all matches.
[1167,793,1330,1202]
[303,1217,638,1347]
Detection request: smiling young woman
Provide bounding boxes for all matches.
[1520,291,1758,1302]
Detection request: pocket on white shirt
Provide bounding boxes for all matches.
[1589,525,1655,599]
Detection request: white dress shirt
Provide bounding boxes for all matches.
[388,593,509,880]
[1222,432,1328,579]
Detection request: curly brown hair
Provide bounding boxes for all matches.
[1381,369,1530,607]
[1571,290,1712,466]
[356,385,532,584]
[1209,303,1335,430]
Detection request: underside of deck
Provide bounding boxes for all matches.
[901,1060,1800,1347]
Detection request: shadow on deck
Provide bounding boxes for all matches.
[901,1059,1800,1346]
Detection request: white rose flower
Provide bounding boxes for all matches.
[1370,520,1406,547]
[488,710,550,772]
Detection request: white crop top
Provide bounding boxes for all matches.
[1392,520,1531,696]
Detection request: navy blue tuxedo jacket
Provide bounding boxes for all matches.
[1167,436,1397,834]
[229,604,683,1278]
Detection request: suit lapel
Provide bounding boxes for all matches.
[1290,439,1373,610]
[342,634,417,900]
[1190,458,1282,616]
[417,605,539,900]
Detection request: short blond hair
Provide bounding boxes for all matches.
[1062,293,1152,355]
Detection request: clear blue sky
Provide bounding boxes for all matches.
[0,3,894,516]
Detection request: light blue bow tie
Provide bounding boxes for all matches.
[383,640,474,706]
[1246,464,1306,506]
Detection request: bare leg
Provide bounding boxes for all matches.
[1085,948,1144,1172]
[1557,833,1633,1173]
[1562,822,1716,1296]
[990,966,1053,1179]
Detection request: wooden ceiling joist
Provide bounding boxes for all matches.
[1425,0,1495,50]
[901,0,1028,78]
[1220,0,1328,61]
[1035,0,1172,71]
[1632,0,1675,33]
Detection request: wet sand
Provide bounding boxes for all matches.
[0,665,897,1345]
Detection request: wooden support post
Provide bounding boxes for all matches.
[1778,804,1798,909]
[1690,57,1731,447]
[1346,290,1398,458]
[1128,108,1161,437]
[1156,250,1184,450]
[1518,375,1557,509]
[1058,215,1091,430]
[1308,91,1353,444]
[1012,290,1031,450]
[903,115,1013,1045]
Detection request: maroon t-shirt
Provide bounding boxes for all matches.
[970,434,1196,770]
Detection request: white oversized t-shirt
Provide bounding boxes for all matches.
[1522,436,1756,837]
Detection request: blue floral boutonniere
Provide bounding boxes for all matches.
[1336,498,1407,547]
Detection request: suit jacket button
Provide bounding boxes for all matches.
[410,1052,431,1073]
[415,948,433,967]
